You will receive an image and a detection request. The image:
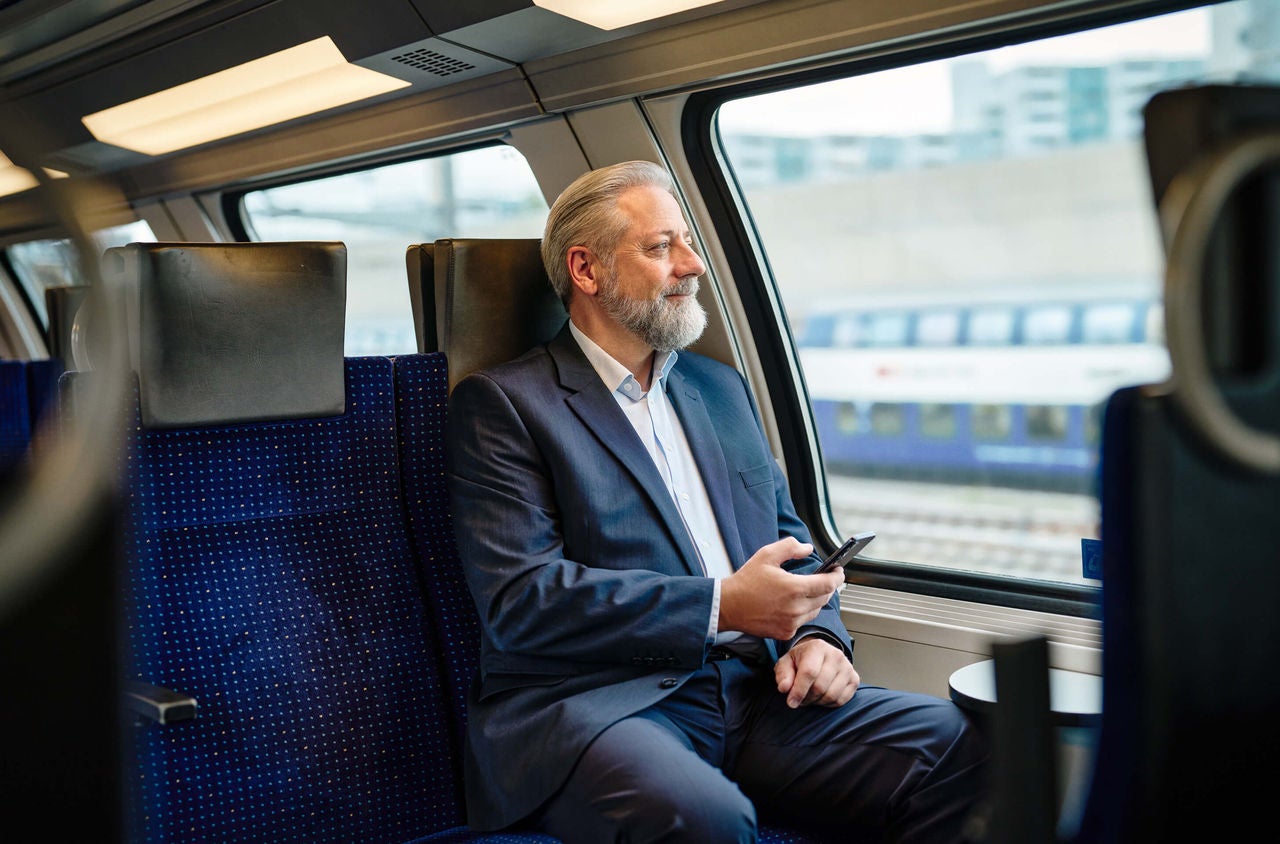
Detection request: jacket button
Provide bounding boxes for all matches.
[660,678,678,689]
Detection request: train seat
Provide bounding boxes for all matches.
[986,85,1280,844]
[44,283,90,369]
[1,359,32,471]
[73,241,528,843]
[0,358,63,474]
[405,239,566,391]
[402,237,840,844]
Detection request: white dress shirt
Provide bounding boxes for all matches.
[568,322,740,645]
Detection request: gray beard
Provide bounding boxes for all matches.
[599,276,708,352]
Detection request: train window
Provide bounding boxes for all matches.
[920,403,957,439]
[972,404,1012,440]
[1022,305,1074,344]
[916,311,961,346]
[708,2,1280,586]
[832,314,861,347]
[1026,405,1070,441]
[835,402,860,434]
[866,312,910,346]
[1082,302,1138,343]
[869,403,905,435]
[240,145,548,355]
[967,308,1015,345]
[6,220,155,325]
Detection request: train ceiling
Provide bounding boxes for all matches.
[0,0,772,175]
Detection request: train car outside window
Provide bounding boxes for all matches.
[1082,302,1140,343]
[968,307,1016,345]
[6,220,154,326]
[972,404,1012,440]
[920,403,958,439]
[869,403,905,435]
[1026,405,1071,441]
[916,310,962,346]
[715,1,1280,586]
[240,145,549,355]
[866,312,910,346]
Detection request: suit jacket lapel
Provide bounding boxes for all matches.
[666,367,747,569]
[548,327,705,577]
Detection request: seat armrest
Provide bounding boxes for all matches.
[124,680,197,725]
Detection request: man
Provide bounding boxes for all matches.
[445,161,987,843]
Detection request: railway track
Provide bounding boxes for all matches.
[826,476,1098,583]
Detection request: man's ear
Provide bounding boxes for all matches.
[567,246,600,298]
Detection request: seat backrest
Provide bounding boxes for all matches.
[0,360,30,471]
[90,242,468,843]
[1071,85,1280,843]
[0,358,63,473]
[399,237,566,743]
[405,238,566,391]
[45,284,89,369]
[393,352,477,748]
[106,242,346,428]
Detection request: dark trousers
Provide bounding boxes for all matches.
[535,655,988,844]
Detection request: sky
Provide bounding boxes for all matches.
[718,6,1211,135]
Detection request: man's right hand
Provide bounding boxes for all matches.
[718,538,844,640]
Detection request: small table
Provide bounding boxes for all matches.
[948,659,1102,727]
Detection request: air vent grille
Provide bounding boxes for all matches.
[390,48,476,77]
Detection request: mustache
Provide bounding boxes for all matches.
[663,277,700,298]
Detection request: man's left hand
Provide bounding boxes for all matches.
[775,637,860,709]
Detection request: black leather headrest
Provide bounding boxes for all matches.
[406,238,566,392]
[44,284,89,369]
[106,242,347,428]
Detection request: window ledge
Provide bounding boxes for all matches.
[840,583,1101,676]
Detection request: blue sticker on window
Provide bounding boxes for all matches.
[1081,538,1103,580]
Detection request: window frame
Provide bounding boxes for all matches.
[0,250,44,335]
[679,0,1204,615]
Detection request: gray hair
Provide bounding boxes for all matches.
[541,160,676,305]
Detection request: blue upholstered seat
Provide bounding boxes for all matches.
[393,353,481,744]
[92,351,565,844]
[91,240,559,842]
[1,358,63,473]
[0,360,30,469]
[118,357,471,842]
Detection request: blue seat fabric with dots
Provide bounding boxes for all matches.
[393,353,481,744]
[1,360,30,470]
[1,358,63,473]
[118,354,557,843]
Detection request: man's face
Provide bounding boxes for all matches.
[597,184,708,352]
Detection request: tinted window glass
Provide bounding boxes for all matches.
[7,220,155,325]
[715,3,1275,585]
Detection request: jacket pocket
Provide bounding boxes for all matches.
[477,671,567,702]
[739,463,773,489]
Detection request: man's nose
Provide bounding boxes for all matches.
[676,241,706,277]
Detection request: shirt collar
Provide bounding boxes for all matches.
[568,320,678,402]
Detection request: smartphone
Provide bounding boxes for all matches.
[815,531,876,574]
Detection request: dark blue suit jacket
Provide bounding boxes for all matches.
[445,323,851,830]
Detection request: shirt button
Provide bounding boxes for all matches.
[660,678,679,689]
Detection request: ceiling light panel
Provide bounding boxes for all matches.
[532,0,727,30]
[81,37,410,156]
